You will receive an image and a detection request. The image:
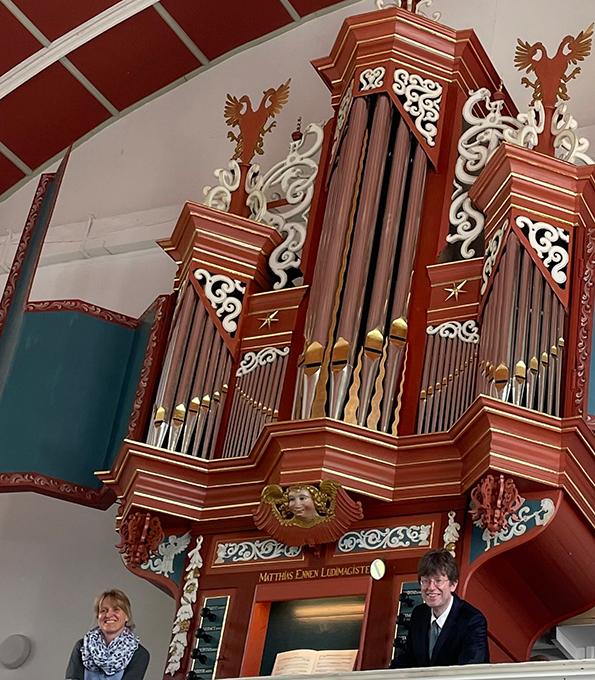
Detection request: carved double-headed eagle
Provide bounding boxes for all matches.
[514,24,593,107]
[224,79,291,164]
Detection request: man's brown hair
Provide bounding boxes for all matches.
[417,549,459,583]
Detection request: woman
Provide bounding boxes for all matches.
[66,589,150,680]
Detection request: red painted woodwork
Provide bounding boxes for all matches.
[11,0,120,42]
[158,202,282,294]
[291,0,343,15]
[469,142,595,418]
[100,396,595,533]
[464,491,595,661]
[0,470,114,508]
[0,155,25,207]
[68,8,202,111]
[160,0,292,61]
[0,3,43,75]
[0,62,111,168]
[426,259,483,325]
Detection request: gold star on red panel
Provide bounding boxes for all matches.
[444,280,467,301]
[258,310,280,330]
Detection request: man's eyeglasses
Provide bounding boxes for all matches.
[420,577,449,587]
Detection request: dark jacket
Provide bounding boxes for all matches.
[391,593,489,668]
[66,639,150,680]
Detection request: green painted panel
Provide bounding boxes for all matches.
[0,310,150,488]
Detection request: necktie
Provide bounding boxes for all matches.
[429,621,441,657]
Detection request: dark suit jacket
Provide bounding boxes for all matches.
[390,593,489,668]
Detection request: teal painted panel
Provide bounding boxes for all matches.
[105,308,155,469]
[0,310,149,488]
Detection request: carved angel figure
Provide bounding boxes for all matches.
[254,480,363,546]
[263,482,334,527]
[224,79,291,164]
[514,24,593,107]
[141,532,191,576]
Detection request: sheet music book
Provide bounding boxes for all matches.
[271,649,358,675]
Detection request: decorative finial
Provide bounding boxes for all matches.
[514,24,593,154]
[292,117,303,141]
[224,79,291,164]
[375,0,440,20]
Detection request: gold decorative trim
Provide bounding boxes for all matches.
[189,209,280,241]
[489,451,558,475]
[123,502,252,524]
[134,491,256,513]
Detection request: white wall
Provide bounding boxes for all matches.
[0,493,175,680]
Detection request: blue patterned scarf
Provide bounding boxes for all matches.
[81,626,139,676]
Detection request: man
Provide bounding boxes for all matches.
[390,549,489,667]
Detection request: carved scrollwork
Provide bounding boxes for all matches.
[337,524,431,553]
[165,536,203,675]
[481,221,508,295]
[236,346,290,377]
[194,269,246,334]
[469,474,523,536]
[215,539,301,564]
[375,0,441,20]
[516,216,569,286]
[246,123,324,289]
[551,103,595,165]
[502,100,544,150]
[442,511,461,556]
[426,320,479,344]
[116,511,164,568]
[202,160,242,212]
[359,67,385,91]
[392,69,442,147]
[575,226,595,414]
[331,88,352,159]
[447,89,522,260]
[478,498,555,551]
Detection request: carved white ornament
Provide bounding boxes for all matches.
[447,89,522,259]
[481,220,508,295]
[194,269,245,333]
[236,346,290,378]
[202,160,241,212]
[551,103,595,166]
[375,0,441,20]
[337,525,431,553]
[477,498,555,551]
[516,216,569,285]
[215,539,301,564]
[392,69,442,146]
[246,123,323,289]
[426,319,479,344]
[503,100,544,150]
[141,532,191,577]
[165,536,203,675]
[359,67,385,91]
[331,88,353,158]
[442,511,461,557]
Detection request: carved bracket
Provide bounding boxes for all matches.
[116,511,164,568]
[469,474,523,536]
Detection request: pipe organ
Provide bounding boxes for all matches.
[97,5,595,679]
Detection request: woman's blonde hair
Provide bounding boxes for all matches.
[94,589,135,629]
